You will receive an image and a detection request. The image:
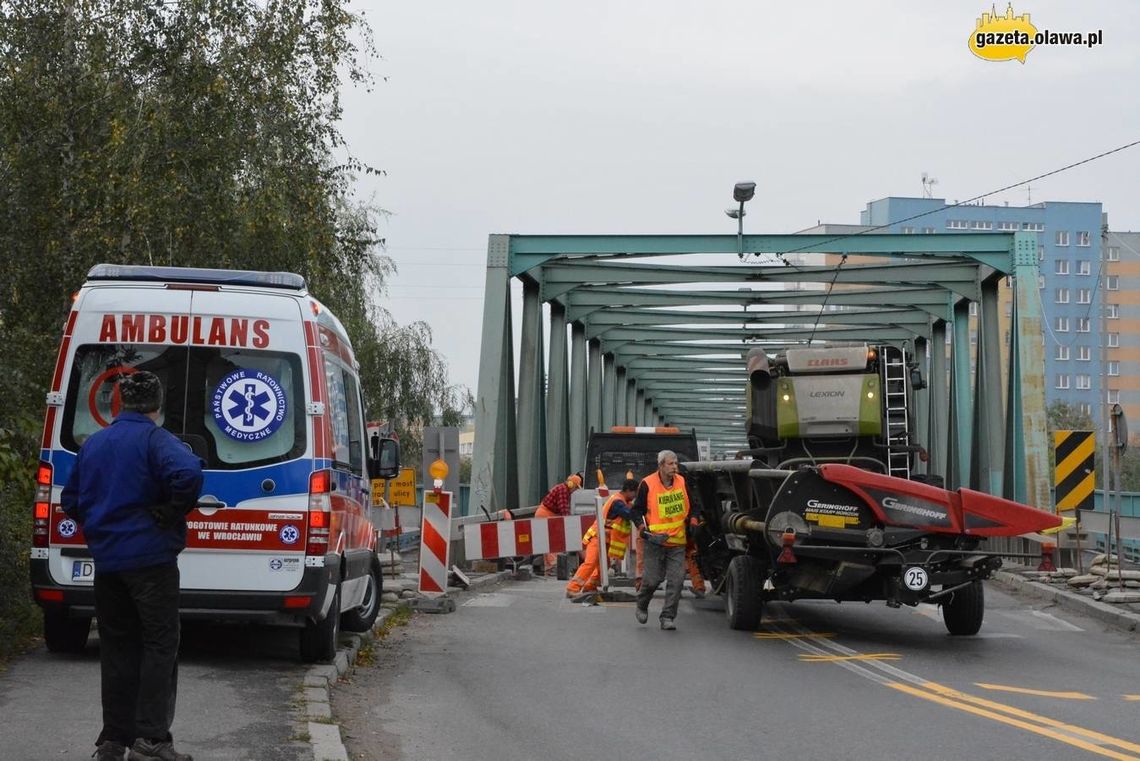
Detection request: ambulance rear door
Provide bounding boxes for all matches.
[177,288,312,593]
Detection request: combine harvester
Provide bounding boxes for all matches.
[682,344,1061,635]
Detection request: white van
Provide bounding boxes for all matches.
[31,264,399,662]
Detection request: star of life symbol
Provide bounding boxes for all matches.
[211,369,287,442]
[279,524,300,545]
[58,518,78,538]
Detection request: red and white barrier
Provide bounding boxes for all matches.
[463,514,593,561]
[418,491,453,596]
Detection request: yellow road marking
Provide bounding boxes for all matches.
[754,631,835,640]
[920,682,1140,755]
[974,683,1096,701]
[798,653,901,662]
[889,683,1140,761]
[1125,696,1140,702]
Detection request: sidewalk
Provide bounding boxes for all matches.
[992,565,1140,635]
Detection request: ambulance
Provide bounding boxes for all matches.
[30,264,400,663]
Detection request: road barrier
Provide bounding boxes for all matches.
[418,491,453,595]
[462,514,593,561]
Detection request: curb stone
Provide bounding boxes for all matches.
[992,570,1140,634]
[307,569,512,760]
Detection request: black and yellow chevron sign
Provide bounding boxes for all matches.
[1054,430,1095,512]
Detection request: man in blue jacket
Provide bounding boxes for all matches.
[62,371,203,761]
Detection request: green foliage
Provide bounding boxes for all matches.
[0,0,465,657]
[1045,401,1095,434]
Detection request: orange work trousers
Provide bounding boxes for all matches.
[566,533,604,595]
[535,505,560,574]
[636,534,705,592]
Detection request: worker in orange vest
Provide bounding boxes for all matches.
[631,450,690,630]
[535,473,582,575]
[566,479,638,597]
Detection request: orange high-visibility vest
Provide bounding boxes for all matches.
[582,493,634,560]
[643,471,689,546]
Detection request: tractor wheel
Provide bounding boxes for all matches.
[341,559,382,633]
[725,555,763,631]
[942,581,985,636]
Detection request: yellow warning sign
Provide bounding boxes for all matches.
[1054,430,1094,513]
[373,467,418,507]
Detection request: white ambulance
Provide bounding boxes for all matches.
[30,264,400,663]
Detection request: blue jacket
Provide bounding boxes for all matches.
[61,411,204,573]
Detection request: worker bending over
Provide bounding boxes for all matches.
[566,479,638,597]
[536,473,582,575]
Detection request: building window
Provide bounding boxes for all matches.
[1108,246,1120,261]
[1108,389,1120,404]
[1107,304,1119,319]
[1055,345,1070,361]
[969,302,978,316]
[1077,317,1090,332]
[1076,375,1091,390]
[1109,332,1120,347]
[1055,316,1069,332]
[1108,361,1119,376]
[1056,231,1070,246]
[1077,346,1090,361]
[1038,274,1045,289]
[998,221,1019,231]
[1055,260,1069,275]
[1077,288,1092,304]
[1023,222,1044,232]
[1038,246,1045,262]
[1079,402,1093,416]
[901,226,915,234]
[1077,231,1091,246]
[1077,260,1091,275]
[947,220,969,229]
[1055,288,1070,304]
[1056,374,1070,389]
[1004,302,1013,317]
[923,227,935,234]
[1107,275,1119,290]
[971,220,993,230]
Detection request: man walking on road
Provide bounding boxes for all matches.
[631,450,690,630]
[61,371,203,761]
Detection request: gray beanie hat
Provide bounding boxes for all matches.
[119,371,163,413]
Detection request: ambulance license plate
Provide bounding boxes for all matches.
[71,559,95,583]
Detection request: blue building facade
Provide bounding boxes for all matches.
[859,197,1105,418]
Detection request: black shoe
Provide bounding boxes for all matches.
[661,618,677,630]
[635,607,648,624]
[129,739,192,761]
[94,741,126,761]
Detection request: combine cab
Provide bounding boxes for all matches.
[684,344,1060,635]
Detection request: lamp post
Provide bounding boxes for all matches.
[726,181,756,258]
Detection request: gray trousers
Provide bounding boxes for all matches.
[637,542,686,622]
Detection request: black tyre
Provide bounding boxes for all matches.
[942,580,984,636]
[300,584,341,663]
[341,559,383,633]
[725,555,763,631]
[43,609,91,654]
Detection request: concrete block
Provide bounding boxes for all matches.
[307,700,332,720]
[308,721,348,761]
[303,687,328,703]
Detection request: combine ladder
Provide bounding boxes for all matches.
[880,346,911,479]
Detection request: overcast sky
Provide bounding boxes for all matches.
[337,1,1140,396]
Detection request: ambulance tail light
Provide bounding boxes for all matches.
[307,469,332,556]
[33,462,52,548]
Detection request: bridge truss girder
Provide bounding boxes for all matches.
[471,233,1048,517]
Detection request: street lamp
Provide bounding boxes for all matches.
[726,181,756,259]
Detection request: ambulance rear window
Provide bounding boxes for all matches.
[61,344,306,469]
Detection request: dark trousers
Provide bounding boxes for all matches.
[93,562,181,746]
[636,542,686,621]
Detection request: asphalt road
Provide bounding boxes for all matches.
[333,577,1140,761]
[0,620,313,760]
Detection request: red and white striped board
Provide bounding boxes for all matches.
[418,491,453,596]
[463,514,593,561]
